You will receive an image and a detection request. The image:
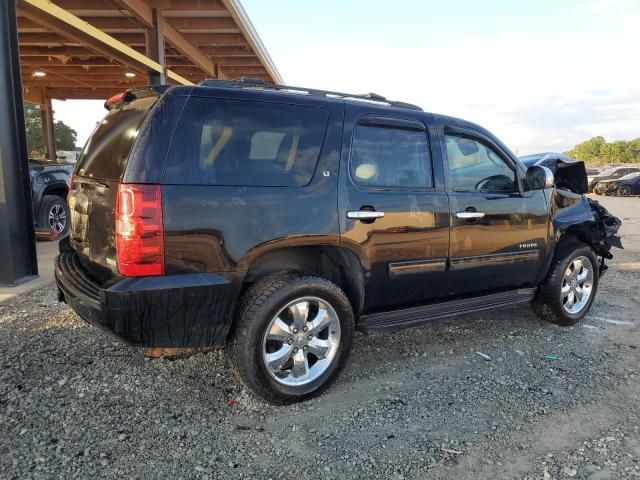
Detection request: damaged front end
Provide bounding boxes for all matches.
[543,158,622,275]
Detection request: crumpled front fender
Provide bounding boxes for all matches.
[550,188,622,260]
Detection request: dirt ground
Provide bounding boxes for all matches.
[1,195,639,479]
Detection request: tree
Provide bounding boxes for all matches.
[565,136,640,164]
[54,120,77,151]
[22,102,78,157]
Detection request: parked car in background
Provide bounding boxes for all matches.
[595,172,640,196]
[55,81,621,404]
[519,152,574,167]
[29,158,73,236]
[588,166,640,192]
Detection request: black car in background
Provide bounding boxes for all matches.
[29,159,72,236]
[596,172,640,196]
[588,165,640,192]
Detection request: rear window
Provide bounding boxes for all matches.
[163,97,329,186]
[74,96,157,180]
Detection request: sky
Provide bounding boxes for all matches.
[53,0,640,155]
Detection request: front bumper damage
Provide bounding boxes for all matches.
[543,158,622,275]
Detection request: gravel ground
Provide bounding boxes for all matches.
[1,195,639,480]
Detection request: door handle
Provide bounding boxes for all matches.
[347,210,385,220]
[456,211,485,219]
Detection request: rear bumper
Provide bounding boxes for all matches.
[55,252,237,347]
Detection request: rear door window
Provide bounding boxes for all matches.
[163,97,329,186]
[74,96,157,180]
[350,121,432,189]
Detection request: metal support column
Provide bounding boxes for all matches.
[41,97,56,160]
[144,9,166,85]
[0,0,38,285]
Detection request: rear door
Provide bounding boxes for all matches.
[339,104,449,312]
[441,125,549,296]
[68,94,159,279]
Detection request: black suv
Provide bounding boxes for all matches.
[55,80,621,404]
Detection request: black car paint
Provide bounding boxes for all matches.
[56,84,622,348]
[589,166,640,192]
[29,159,72,227]
[597,174,640,196]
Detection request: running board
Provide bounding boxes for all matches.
[358,288,537,332]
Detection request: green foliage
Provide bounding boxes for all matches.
[23,102,78,157]
[565,136,640,164]
[54,120,77,151]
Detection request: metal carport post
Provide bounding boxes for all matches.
[0,0,38,285]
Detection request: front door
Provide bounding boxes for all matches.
[442,127,550,297]
[339,107,450,312]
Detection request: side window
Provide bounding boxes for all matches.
[350,121,432,188]
[445,134,516,192]
[163,97,329,186]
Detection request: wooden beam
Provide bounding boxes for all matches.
[41,98,56,159]
[19,16,239,31]
[19,45,141,56]
[160,20,214,75]
[44,87,140,100]
[111,0,215,77]
[144,7,166,83]
[148,0,226,11]
[216,66,265,75]
[21,56,209,68]
[16,0,192,85]
[53,0,226,11]
[112,0,153,27]
[22,86,45,105]
[21,57,134,67]
[24,79,147,89]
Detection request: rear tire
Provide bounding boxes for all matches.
[227,272,355,404]
[534,243,599,325]
[39,195,69,237]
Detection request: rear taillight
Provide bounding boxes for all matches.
[115,183,164,276]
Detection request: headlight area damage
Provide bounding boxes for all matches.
[544,158,622,275]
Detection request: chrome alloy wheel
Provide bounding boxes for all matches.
[262,297,341,386]
[48,203,67,233]
[561,256,594,314]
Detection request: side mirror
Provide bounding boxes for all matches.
[526,165,554,190]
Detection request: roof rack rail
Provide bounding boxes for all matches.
[197,78,423,111]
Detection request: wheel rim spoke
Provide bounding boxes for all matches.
[577,268,589,282]
[308,308,332,335]
[572,258,583,273]
[573,286,583,301]
[561,283,571,294]
[307,338,331,360]
[267,318,292,342]
[290,301,309,330]
[291,349,309,378]
[565,291,576,308]
[265,344,293,372]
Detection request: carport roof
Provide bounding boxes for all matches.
[17,0,283,101]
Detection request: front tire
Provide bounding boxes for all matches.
[534,243,599,325]
[228,272,355,404]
